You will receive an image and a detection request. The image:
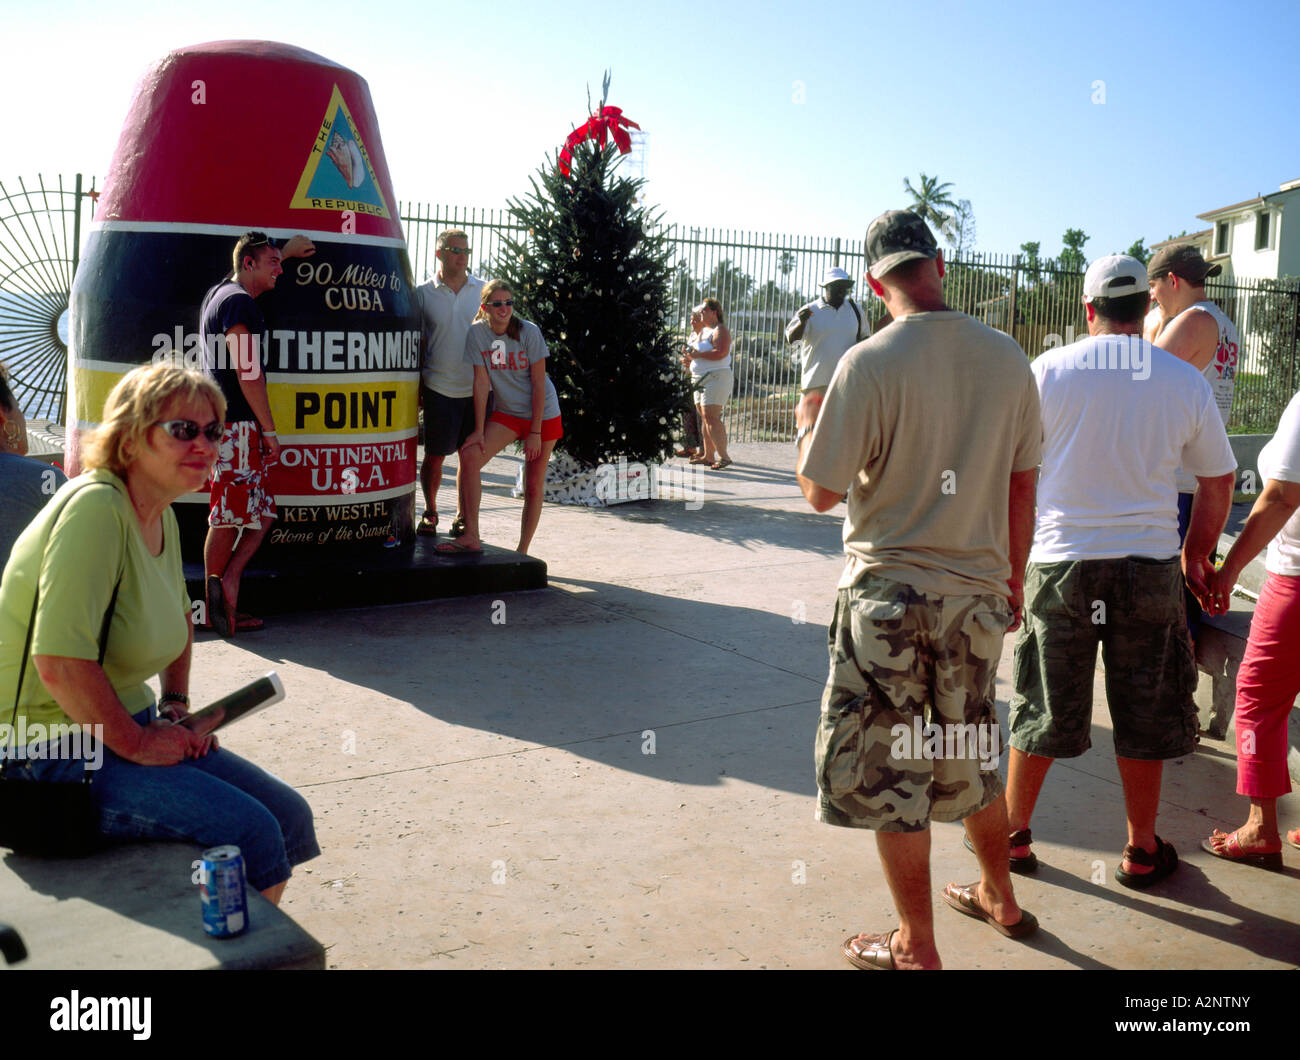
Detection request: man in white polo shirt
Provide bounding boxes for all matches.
[415,230,485,537]
[786,267,869,446]
[1005,254,1236,890]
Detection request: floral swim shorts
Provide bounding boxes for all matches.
[209,421,276,529]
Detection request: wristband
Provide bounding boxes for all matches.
[262,428,277,437]
[530,430,541,435]
[161,692,189,706]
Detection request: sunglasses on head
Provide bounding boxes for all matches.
[155,419,224,443]
[486,299,513,308]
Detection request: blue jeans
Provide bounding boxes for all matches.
[10,707,319,890]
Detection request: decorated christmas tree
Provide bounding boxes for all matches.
[495,76,687,470]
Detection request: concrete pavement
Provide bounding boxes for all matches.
[128,441,1300,968]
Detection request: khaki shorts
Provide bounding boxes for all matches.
[693,368,733,407]
[815,575,1010,832]
[1009,558,1197,760]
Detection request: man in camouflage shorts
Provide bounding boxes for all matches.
[798,210,1043,970]
[817,577,1008,832]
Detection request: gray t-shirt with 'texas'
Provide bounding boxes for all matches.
[463,319,561,421]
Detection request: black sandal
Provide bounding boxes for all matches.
[962,827,1038,874]
[1115,836,1178,889]
[448,514,467,538]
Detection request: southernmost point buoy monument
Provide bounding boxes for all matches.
[67,40,544,613]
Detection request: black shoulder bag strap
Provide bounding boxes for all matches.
[849,298,863,337]
[2,481,127,782]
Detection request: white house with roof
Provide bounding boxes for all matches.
[1197,178,1300,280]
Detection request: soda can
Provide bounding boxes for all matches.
[200,845,249,938]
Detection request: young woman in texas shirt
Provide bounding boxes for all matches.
[438,279,562,557]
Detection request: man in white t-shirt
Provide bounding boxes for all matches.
[798,210,1042,970]
[415,230,485,537]
[1006,254,1236,890]
[786,267,870,444]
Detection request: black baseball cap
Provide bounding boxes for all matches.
[864,210,939,280]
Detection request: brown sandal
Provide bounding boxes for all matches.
[841,930,897,970]
[941,882,1038,939]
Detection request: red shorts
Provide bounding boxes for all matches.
[209,421,277,529]
[489,411,563,442]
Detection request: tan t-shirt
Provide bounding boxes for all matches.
[799,310,1042,598]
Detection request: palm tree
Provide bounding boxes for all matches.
[903,173,958,239]
[777,251,796,288]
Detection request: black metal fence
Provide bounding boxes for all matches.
[401,203,1300,441]
[3,177,1297,441]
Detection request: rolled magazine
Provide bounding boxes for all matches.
[178,672,285,736]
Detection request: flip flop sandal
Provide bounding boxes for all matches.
[673,448,697,459]
[1115,836,1178,889]
[841,929,897,970]
[206,575,233,638]
[941,882,1038,939]
[435,540,482,555]
[199,612,264,634]
[416,513,439,536]
[1199,830,1283,871]
[689,456,711,465]
[448,514,467,538]
[963,828,1038,874]
[710,458,733,471]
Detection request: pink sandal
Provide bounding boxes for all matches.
[1200,829,1283,871]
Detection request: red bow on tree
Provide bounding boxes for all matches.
[559,106,641,177]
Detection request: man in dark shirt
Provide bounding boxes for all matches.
[200,231,313,635]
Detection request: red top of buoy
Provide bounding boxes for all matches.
[95,40,404,240]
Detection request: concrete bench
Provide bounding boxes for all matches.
[1193,547,1300,785]
[0,840,324,969]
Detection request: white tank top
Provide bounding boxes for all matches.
[1173,299,1239,492]
[690,328,729,377]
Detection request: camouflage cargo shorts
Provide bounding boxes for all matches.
[815,575,1010,833]
[1009,558,1197,761]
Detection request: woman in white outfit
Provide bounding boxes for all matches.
[684,298,733,470]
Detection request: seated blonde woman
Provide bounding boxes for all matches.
[0,364,317,901]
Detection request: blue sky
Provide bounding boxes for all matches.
[9,0,1300,262]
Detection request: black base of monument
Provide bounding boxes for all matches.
[182,536,547,617]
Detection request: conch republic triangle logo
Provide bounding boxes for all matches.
[290,84,391,218]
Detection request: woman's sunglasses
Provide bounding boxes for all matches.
[485,299,514,308]
[155,419,224,443]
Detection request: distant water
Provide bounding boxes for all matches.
[0,289,69,421]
